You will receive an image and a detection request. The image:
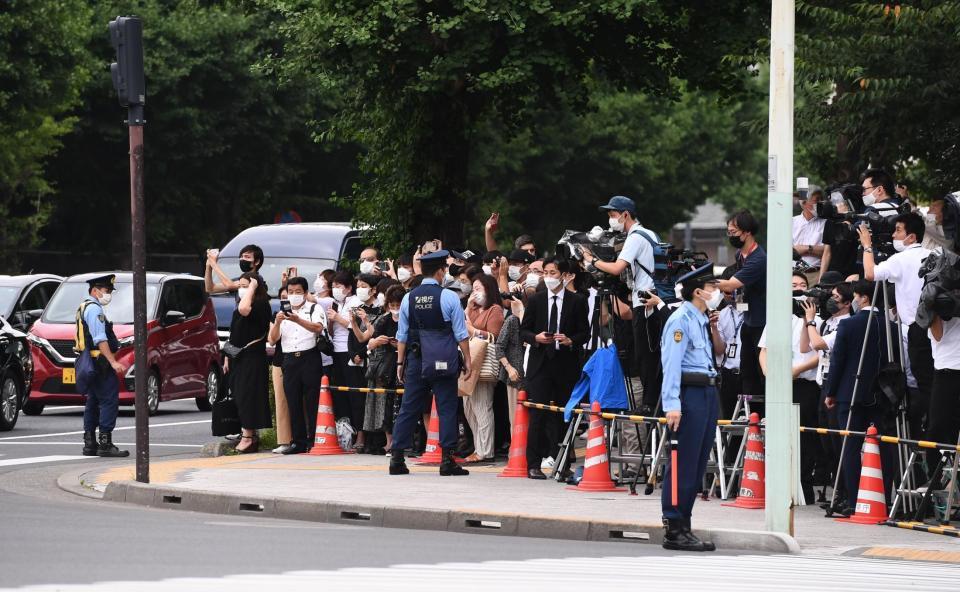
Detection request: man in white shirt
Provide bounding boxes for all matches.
[926,313,960,472]
[792,185,826,276]
[859,212,934,438]
[268,276,328,455]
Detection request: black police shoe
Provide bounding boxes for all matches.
[662,519,715,552]
[439,450,469,476]
[97,432,130,458]
[389,450,410,475]
[82,431,98,457]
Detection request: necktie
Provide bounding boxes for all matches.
[549,296,558,335]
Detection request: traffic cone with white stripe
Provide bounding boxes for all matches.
[723,412,765,509]
[498,390,529,478]
[416,397,464,466]
[308,375,350,456]
[568,401,624,492]
[837,424,887,525]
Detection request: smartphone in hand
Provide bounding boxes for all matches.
[280,300,292,314]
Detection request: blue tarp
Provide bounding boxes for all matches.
[564,344,629,421]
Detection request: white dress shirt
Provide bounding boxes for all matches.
[872,243,931,325]
[716,306,744,370]
[279,302,328,353]
[930,317,960,370]
[815,314,849,385]
[792,212,826,267]
[758,317,818,381]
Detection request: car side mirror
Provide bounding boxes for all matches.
[5,342,19,355]
[162,310,186,326]
[26,309,43,319]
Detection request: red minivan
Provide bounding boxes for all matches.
[25,272,221,416]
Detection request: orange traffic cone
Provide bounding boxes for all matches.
[498,390,530,478]
[568,401,624,492]
[723,412,765,509]
[415,397,464,466]
[308,375,351,456]
[837,424,887,525]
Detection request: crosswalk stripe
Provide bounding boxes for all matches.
[0,420,209,441]
[3,553,955,591]
[0,455,97,467]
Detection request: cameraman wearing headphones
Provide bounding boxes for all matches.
[581,196,661,410]
[858,212,933,436]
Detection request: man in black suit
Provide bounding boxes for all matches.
[520,258,590,479]
[824,279,899,513]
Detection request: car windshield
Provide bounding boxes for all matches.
[42,281,160,324]
[216,257,338,295]
[0,287,19,318]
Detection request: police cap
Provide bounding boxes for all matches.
[420,249,463,263]
[675,263,716,291]
[87,274,116,291]
[508,249,535,264]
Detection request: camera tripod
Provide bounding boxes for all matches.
[825,279,914,516]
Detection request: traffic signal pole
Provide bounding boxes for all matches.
[110,17,148,483]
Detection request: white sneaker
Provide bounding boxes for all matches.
[541,456,555,469]
[272,444,292,454]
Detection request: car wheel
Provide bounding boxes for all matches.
[195,366,218,411]
[0,374,20,431]
[22,400,44,416]
[146,370,160,416]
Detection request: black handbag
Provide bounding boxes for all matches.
[222,334,266,359]
[211,384,242,436]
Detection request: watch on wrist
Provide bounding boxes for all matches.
[806,320,817,327]
[863,247,874,254]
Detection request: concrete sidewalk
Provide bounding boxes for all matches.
[67,450,960,556]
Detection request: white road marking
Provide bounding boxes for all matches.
[0,455,97,467]
[0,441,202,448]
[2,554,954,591]
[0,419,209,441]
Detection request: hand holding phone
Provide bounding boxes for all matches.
[280,300,292,314]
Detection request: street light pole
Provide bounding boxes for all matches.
[765,0,796,535]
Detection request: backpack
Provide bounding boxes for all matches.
[633,227,675,300]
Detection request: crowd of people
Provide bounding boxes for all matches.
[202,167,959,521]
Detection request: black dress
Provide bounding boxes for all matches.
[228,299,272,430]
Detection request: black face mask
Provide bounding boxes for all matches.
[729,235,745,249]
[238,259,254,273]
[826,299,842,316]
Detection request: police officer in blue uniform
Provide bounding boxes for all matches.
[75,275,129,458]
[659,263,722,551]
[390,249,472,476]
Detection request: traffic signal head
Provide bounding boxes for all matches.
[109,16,145,107]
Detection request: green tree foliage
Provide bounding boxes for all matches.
[41,0,356,257]
[792,1,960,196]
[0,0,92,262]
[266,0,765,255]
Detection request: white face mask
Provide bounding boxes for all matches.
[332,287,346,302]
[508,266,522,281]
[524,273,541,289]
[288,294,305,308]
[459,282,472,296]
[703,288,723,311]
[544,277,562,292]
[608,215,625,232]
[98,292,113,306]
[862,190,877,207]
[359,261,376,274]
[473,291,486,306]
[237,288,249,301]
[390,309,400,321]
[314,277,327,294]
[892,239,906,252]
[397,267,412,282]
[356,287,371,302]
[482,265,493,276]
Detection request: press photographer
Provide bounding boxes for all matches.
[817,184,862,280]
[859,212,933,437]
[580,196,662,409]
[861,168,905,219]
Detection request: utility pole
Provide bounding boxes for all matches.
[109,16,149,483]
[765,0,796,535]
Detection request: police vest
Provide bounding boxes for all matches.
[406,284,453,347]
[74,301,119,357]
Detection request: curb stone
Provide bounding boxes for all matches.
[102,480,800,553]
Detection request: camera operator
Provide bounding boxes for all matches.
[858,212,934,435]
[922,195,954,252]
[928,312,960,461]
[824,279,898,513]
[861,168,904,219]
[716,210,766,410]
[580,196,660,410]
[793,185,826,283]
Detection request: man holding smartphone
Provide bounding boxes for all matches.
[581,196,661,411]
[267,276,328,454]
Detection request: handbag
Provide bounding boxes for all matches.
[478,334,500,382]
[308,304,335,356]
[211,384,242,437]
[457,337,487,396]
[222,334,266,359]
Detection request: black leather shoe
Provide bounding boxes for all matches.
[439,450,469,476]
[281,443,308,455]
[662,518,715,552]
[389,450,410,475]
[96,432,130,458]
[682,518,716,551]
[82,431,98,456]
[527,468,547,480]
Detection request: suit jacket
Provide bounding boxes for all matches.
[825,308,898,406]
[520,289,590,378]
